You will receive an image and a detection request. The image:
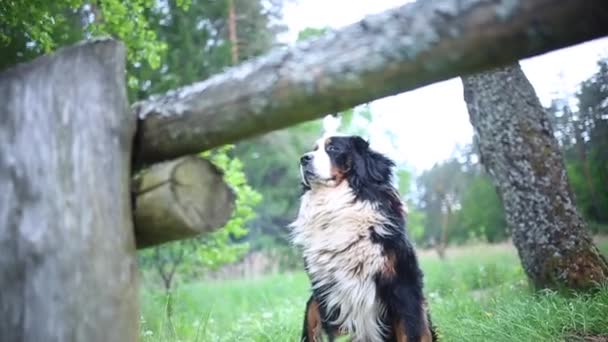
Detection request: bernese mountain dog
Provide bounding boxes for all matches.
[289,134,437,342]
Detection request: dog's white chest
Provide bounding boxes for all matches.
[290,183,390,341]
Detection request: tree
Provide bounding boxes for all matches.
[0,0,168,85]
[575,59,608,224]
[417,159,467,258]
[456,172,507,243]
[132,0,287,100]
[461,63,608,290]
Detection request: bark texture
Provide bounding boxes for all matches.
[462,64,608,289]
[134,156,236,249]
[0,39,139,341]
[133,0,608,165]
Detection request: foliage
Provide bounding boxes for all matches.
[406,206,427,243]
[0,0,287,101]
[196,146,263,267]
[296,26,329,41]
[131,0,287,99]
[416,153,507,247]
[139,240,608,341]
[455,174,507,243]
[0,0,170,82]
[337,105,373,136]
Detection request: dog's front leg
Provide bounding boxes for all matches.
[389,284,434,342]
[301,296,323,342]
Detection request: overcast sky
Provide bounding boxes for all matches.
[280,0,608,174]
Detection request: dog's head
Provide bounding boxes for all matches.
[299,135,395,190]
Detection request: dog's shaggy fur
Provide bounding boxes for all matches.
[290,135,437,342]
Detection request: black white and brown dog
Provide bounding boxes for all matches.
[289,134,437,342]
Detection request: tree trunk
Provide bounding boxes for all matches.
[437,201,452,260]
[461,64,608,290]
[0,39,138,341]
[227,0,239,65]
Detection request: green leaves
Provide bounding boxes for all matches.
[296,27,329,42]
[91,0,166,71]
[1,0,167,90]
[191,146,262,270]
[337,105,373,136]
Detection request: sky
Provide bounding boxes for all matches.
[280,0,608,175]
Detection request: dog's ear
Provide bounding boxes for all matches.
[365,150,395,183]
[352,136,369,152]
[350,137,395,184]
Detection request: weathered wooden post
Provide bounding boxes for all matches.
[0,39,139,341]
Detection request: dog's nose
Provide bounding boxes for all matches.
[300,154,312,165]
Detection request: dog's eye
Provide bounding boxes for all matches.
[327,145,338,152]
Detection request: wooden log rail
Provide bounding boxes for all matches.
[133,0,608,165]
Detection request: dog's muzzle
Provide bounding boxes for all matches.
[300,153,312,166]
[300,153,315,185]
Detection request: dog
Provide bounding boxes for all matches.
[289,134,437,342]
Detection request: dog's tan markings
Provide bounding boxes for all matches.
[393,312,434,342]
[306,299,323,341]
[325,137,348,183]
[394,320,408,342]
[381,251,397,279]
[330,165,347,184]
[420,308,434,342]
[421,329,434,342]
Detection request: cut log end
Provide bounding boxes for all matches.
[133,156,236,249]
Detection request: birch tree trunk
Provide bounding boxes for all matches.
[461,64,608,289]
[0,39,138,341]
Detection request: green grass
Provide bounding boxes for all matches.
[140,239,608,342]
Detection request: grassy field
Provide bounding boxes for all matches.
[140,239,608,342]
